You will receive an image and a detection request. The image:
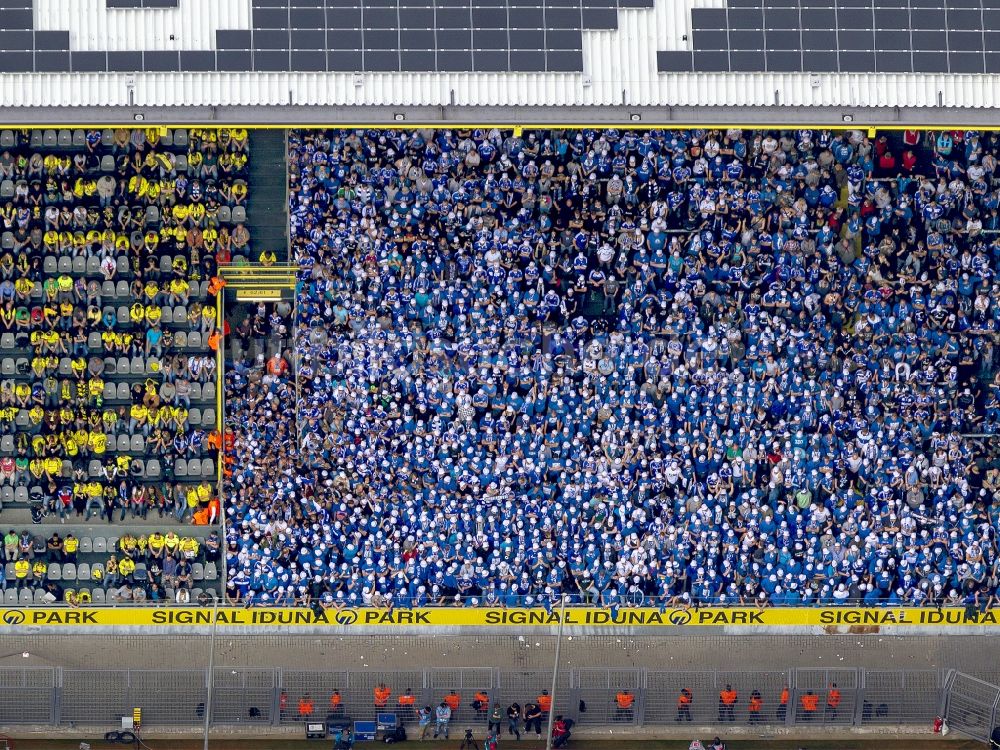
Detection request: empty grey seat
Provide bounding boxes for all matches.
[0,435,13,454]
[188,331,202,350]
[0,487,12,505]
[130,435,145,453]
[91,588,106,603]
[18,588,32,605]
[204,563,218,580]
[33,588,47,604]
[159,254,173,273]
[175,153,188,172]
[72,129,86,147]
[115,280,130,298]
[0,181,12,199]
[103,359,117,376]
[117,305,130,324]
[47,563,61,581]
[93,537,107,554]
[88,459,102,476]
[116,382,130,401]
[192,563,204,580]
[29,130,42,148]
[159,130,174,147]
[175,459,188,477]
[57,129,72,148]
[89,332,103,350]
[116,357,130,375]
[202,408,216,427]
[188,408,202,425]
[201,458,215,476]
[174,128,189,147]
[103,382,116,402]
[72,255,86,275]
[160,306,173,324]
[145,206,160,226]
[1,232,12,250]
[172,305,187,324]
[1,359,13,376]
[130,356,144,375]
[43,256,57,275]
[80,537,92,554]
[14,410,29,428]
[4,563,14,582]
[13,486,27,504]
[217,206,231,224]
[57,256,72,274]
[187,460,201,477]
[116,256,129,275]
[100,154,115,172]
[146,459,161,479]
[100,128,113,145]
[43,129,57,147]
[189,382,203,401]
[116,434,130,452]
[0,333,14,349]
[77,563,90,582]
[0,130,14,148]
[3,589,16,604]
[231,205,247,224]
[58,357,73,376]
[61,563,76,580]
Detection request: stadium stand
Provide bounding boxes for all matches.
[224,127,1000,611]
[0,127,241,604]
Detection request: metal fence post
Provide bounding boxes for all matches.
[852,669,866,727]
[53,667,61,726]
[940,669,955,719]
[271,668,282,727]
[787,669,797,727]
[636,669,646,727]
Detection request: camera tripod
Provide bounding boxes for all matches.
[459,731,481,750]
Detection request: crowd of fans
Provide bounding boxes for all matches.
[0,128,238,528]
[3,525,222,604]
[224,128,1000,610]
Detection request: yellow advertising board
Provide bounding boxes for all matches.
[0,606,997,628]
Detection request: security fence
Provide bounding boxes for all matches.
[0,665,970,731]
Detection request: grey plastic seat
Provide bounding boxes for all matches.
[172,305,187,324]
[43,129,57,147]
[86,256,101,275]
[33,588,47,604]
[100,154,115,172]
[175,459,188,478]
[0,181,13,199]
[189,382,203,401]
[91,588,106,603]
[13,486,27,504]
[204,563,218,581]
[174,128,189,147]
[192,563,204,581]
[116,256,129,275]
[201,458,215,476]
[0,435,13,454]
[103,358,117,376]
[80,537,92,554]
[187,460,201,477]
[130,356,144,375]
[88,459,102,476]
[130,435,145,453]
[100,280,114,298]
[203,408,216,427]
[160,306,173,325]
[3,589,15,604]
[144,206,160,226]
[231,205,247,224]
[14,410,29,428]
[43,256,57,275]
[0,487,13,505]
[1,232,13,250]
[47,563,61,581]
[117,305,130,325]
[160,130,174,147]
[57,129,72,148]
[0,333,14,350]
[174,331,188,348]
[89,332,103,350]
[72,129,86,148]
[58,358,72,376]
[77,563,90,582]
[116,435,130,452]
[146,459,161,479]
[0,130,14,148]
[116,357,130,375]
[188,331,202,350]
[18,588,32,605]
[93,537,107,554]
[29,130,42,149]
[61,563,76,580]
[1,358,14,376]
[188,408,202,426]
[175,153,188,172]
[72,255,86,275]
[103,382,116,401]
[116,382,130,401]
[115,280,130,298]
[217,206,231,224]
[159,254,173,273]
[57,256,72,274]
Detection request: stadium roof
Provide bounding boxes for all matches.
[2,0,1000,119]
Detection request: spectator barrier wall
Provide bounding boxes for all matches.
[0,665,963,731]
